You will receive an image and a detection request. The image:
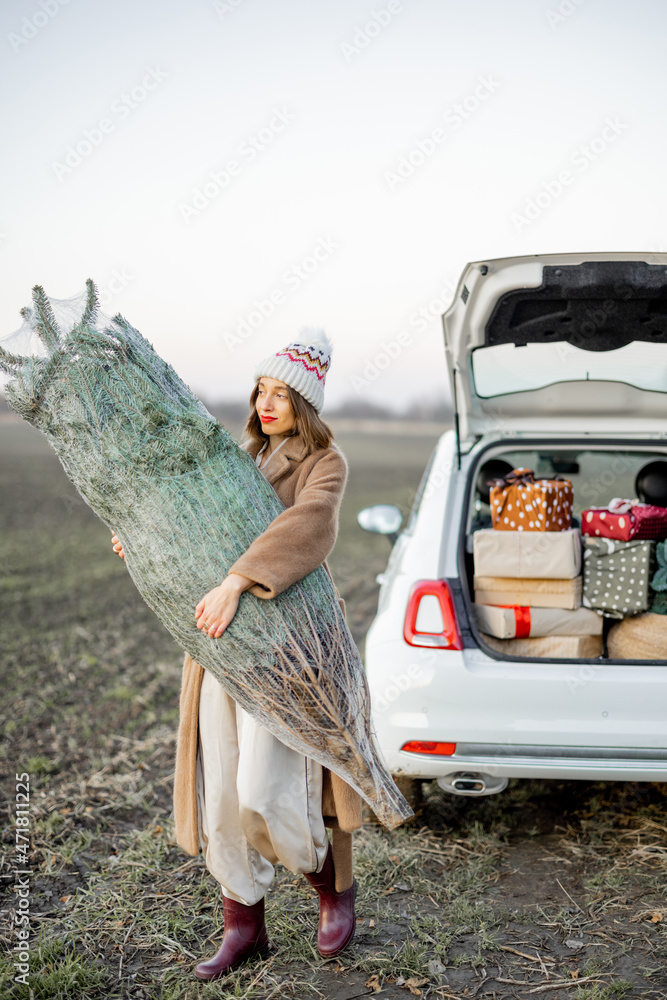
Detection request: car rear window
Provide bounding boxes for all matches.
[471,341,667,398]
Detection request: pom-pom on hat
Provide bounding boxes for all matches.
[254,328,332,413]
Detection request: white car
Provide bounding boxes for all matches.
[359,251,667,800]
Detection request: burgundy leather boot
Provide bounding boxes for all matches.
[304,844,356,957]
[194,893,269,981]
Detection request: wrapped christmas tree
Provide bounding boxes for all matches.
[0,281,412,829]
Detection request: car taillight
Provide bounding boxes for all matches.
[401,741,456,755]
[403,579,463,649]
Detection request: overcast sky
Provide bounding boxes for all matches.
[1,0,666,412]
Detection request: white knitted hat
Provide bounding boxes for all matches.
[254,328,332,413]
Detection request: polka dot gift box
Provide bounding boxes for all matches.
[489,468,573,532]
[581,498,667,542]
[582,536,656,619]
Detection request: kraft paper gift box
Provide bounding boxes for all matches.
[473,527,581,579]
[481,633,603,658]
[582,499,667,542]
[607,612,667,659]
[474,603,602,639]
[489,468,573,532]
[474,575,582,610]
[582,536,655,619]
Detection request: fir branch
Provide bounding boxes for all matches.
[80,278,99,329]
[34,348,65,396]
[31,284,62,352]
[0,345,27,373]
[19,306,35,327]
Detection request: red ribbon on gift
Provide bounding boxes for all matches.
[498,605,531,638]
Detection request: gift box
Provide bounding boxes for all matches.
[474,603,601,639]
[607,612,667,659]
[473,527,581,579]
[582,499,667,541]
[489,468,573,532]
[482,633,603,658]
[582,537,655,619]
[474,575,582,610]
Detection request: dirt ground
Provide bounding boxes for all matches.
[1,420,666,1000]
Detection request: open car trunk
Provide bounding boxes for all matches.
[442,253,667,663]
[443,253,667,441]
[460,439,667,663]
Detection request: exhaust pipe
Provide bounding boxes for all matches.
[453,775,486,793]
[437,772,508,797]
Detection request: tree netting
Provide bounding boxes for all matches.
[0,281,413,829]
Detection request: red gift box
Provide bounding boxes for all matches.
[582,498,667,541]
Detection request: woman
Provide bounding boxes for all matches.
[112,331,361,982]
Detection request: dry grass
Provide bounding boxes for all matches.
[1,422,666,999]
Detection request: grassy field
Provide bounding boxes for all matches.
[1,418,666,1000]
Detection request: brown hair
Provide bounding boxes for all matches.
[243,381,334,455]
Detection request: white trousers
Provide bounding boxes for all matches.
[196,667,329,905]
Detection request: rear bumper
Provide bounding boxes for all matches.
[389,743,667,782]
[364,633,667,782]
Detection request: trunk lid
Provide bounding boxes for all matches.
[442,252,667,441]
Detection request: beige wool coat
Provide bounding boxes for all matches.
[173,431,363,869]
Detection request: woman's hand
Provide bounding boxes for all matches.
[111,533,125,560]
[195,573,254,638]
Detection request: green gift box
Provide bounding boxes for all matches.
[582,537,655,619]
